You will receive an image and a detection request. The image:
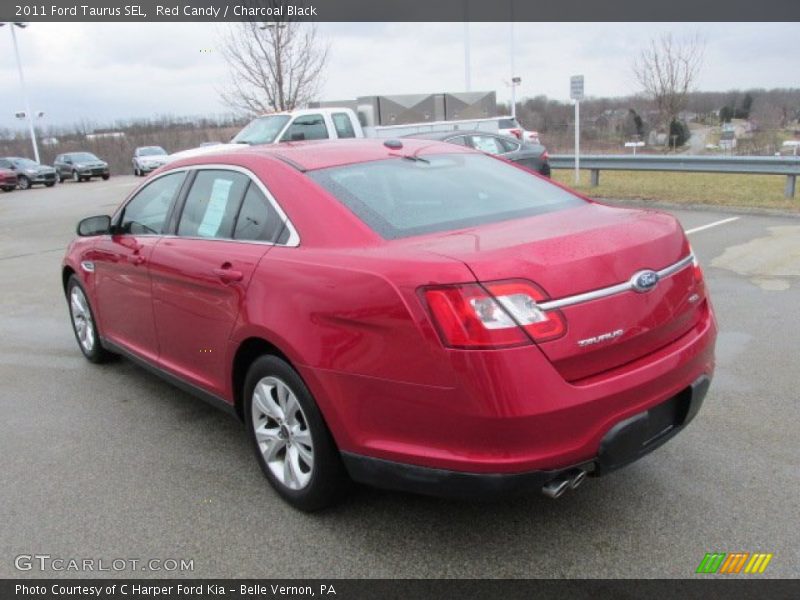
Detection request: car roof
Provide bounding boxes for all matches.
[171,138,476,172]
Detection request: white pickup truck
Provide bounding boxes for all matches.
[168,107,504,161]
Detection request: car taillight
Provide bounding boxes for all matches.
[422,280,566,349]
[510,128,522,139]
[691,253,704,286]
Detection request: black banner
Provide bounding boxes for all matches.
[3,579,800,600]
[2,0,800,22]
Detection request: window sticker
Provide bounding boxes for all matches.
[197,178,233,237]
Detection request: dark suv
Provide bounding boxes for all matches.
[54,152,110,183]
[0,157,57,189]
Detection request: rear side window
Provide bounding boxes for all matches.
[281,114,329,142]
[178,170,249,239]
[497,138,520,153]
[332,113,356,139]
[233,184,289,244]
[309,154,584,239]
[120,172,185,235]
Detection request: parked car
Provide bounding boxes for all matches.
[132,146,169,176]
[54,152,110,183]
[406,130,550,176]
[0,157,57,189]
[63,139,716,511]
[0,166,18,192]
[496,116,540,144]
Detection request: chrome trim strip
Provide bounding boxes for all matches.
[114,164,300,248]
[539,254,694,311]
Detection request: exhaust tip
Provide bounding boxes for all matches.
[541,477,570,499]
[568,469,587,490]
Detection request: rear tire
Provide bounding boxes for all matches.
[102,174,110,180]
[45,182,55,188]
[66,275,114,364]
[17,175,30,190]
[1,186,14,192]
[244,355,348,511]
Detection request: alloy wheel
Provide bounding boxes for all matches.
[251,376,314,490]
[69,286,95,353]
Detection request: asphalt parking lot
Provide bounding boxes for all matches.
[1,176,798,578]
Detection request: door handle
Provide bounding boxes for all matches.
[213,266,243,282]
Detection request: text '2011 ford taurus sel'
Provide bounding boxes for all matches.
[63,139,716,511]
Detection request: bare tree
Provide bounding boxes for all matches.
[633,33,704,130]
[220,19,329,114]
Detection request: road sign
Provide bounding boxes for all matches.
[570,75,584,101]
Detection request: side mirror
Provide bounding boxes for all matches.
[77,215,111,237]
[8,164,16,170]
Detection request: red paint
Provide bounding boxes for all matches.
[63,139,717,475]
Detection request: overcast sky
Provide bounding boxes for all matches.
[0,21,797,130]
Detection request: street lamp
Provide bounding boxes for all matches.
[1,22,40,163]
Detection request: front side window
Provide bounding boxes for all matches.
[120,172,185,235]
[309,153,584,240]
[332,113,356,139]
[177,170,249,239]
[470,135,504,155]
[444,136,469,146]
[281,114,328,142]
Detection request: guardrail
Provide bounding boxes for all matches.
[549,154,800,198]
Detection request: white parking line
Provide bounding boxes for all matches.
[685,217,740,235]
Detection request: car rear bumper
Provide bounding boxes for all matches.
[342,375,710,499]
[302,299,716,478]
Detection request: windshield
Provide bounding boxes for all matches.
[231,115,291,145]
[139,147,166,156]
[309,153,584,239]
[13,158,39,168]
[71,153,99,162]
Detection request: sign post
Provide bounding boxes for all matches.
[570,75,584,185]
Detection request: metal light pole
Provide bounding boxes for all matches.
[509,21,516,119]
[2,22,40,163]
[463,22,471,91]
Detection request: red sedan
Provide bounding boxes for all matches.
[0,167,18,192]
[62,139,716,510]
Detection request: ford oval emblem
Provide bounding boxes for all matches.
[631,269,660,293]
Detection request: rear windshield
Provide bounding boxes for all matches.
[498,118,519,128]
[308,153,584,239]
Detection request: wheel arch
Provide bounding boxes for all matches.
[62,265,76,294]
[231,336,295,422]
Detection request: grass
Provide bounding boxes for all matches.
[550,169,799,212]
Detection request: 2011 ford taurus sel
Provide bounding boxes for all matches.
[62,139,716,511]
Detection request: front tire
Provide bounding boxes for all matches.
[45,181,55,188]
[244,355,348,511]
[67,276,113,363]
[17,175,30,190]
[102,174,110,180]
